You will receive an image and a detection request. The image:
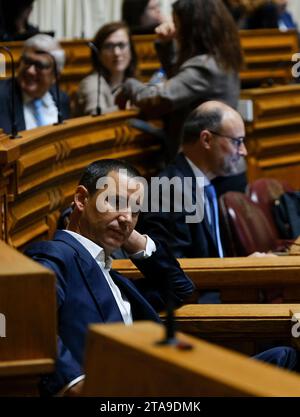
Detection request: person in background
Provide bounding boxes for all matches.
[122,0,165,35]
[0,34,70,135]
[0,0,39,41]
[116,0,246,196]
[76,21,137,116]
[246,0,297,30]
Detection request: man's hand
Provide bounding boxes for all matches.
[122,229,147,255]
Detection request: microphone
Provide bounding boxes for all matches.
[36,50,63,125]
[87,42,101,116]
[0,46,21,138]
[157,272,193,350]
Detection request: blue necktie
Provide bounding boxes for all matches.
[32,98,46,127]
[204,184,224,258]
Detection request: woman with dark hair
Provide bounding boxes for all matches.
[122,0,164,34]
[0,0,39,41]
[116,0,243,163]
[77,21,137,115]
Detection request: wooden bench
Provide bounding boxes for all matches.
[0,111,163,249]
[172,303,300,356]
[82,321,300,396]
[0,28,298,97]
[112,256,300,303]
[0,240,56,396]
[240,84,300,189]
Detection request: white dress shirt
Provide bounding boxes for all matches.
[58,230,156,395]
[23,91,58,129]
[185,156,212,225]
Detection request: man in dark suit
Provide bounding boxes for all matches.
[25,159,195,396]
[138,100,247,259]
[0,33,69,135]
[26,158,300,395]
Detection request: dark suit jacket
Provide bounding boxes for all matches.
[0,78,70,135]
[137,153,219,258]
[25,230,194,395]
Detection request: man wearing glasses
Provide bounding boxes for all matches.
[138,100,247,263]
[0,34,70,135]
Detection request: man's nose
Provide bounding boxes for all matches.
[238,142,248,157]
[26,64,37,75]
[118,210,132,224]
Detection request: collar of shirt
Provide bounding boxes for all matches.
[23,91,54,108]
[63,230,112,270]
[184,155,210,186]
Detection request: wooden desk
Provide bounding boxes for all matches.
[241,84,300,188]
[112,256,300,303]
[172,304,300,356]
[83,321,300,396]
[0,111,162,249]
[0,241,56,396]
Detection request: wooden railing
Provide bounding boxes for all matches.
[0,29,298,97]
[240,84,300,189]
[172,303,300,356]
[113,256,300,303]
[0,111,163,249]
[0,240,56,396]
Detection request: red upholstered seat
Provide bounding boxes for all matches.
[219,191,284,257]
[247,178,294,239]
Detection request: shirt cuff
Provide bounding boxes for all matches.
[130,235,156,259]
[56,375,85,397]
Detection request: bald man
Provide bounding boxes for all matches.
[137,101,247,259]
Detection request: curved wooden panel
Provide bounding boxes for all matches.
[0,111,162,248]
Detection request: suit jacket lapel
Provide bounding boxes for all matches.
[111,271,160,323]
[54,231,123,323]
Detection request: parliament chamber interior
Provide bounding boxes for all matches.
[1,0,300,402]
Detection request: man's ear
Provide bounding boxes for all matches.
[74,185,89,212]
[200,130,212,149]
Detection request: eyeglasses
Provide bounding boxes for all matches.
[101,42,129,53]
[208,130,245,149]
[21,55,52,71]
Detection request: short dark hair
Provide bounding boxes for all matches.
[183,107,223,143]
[91,21,137,79]
[79,159,141,195]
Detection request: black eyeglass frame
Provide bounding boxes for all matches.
[21,54,53,71]
[208,130,245,149]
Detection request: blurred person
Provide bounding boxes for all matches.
[0,0,39,41]
[0,34,70,134]
[122,0,165,34]
[246,0,297,30]
[116,0,246,195]
[76,22,137,116]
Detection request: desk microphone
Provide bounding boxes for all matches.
[157,266,193,350]
[0,46,21,138]
[87,42,101,116]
